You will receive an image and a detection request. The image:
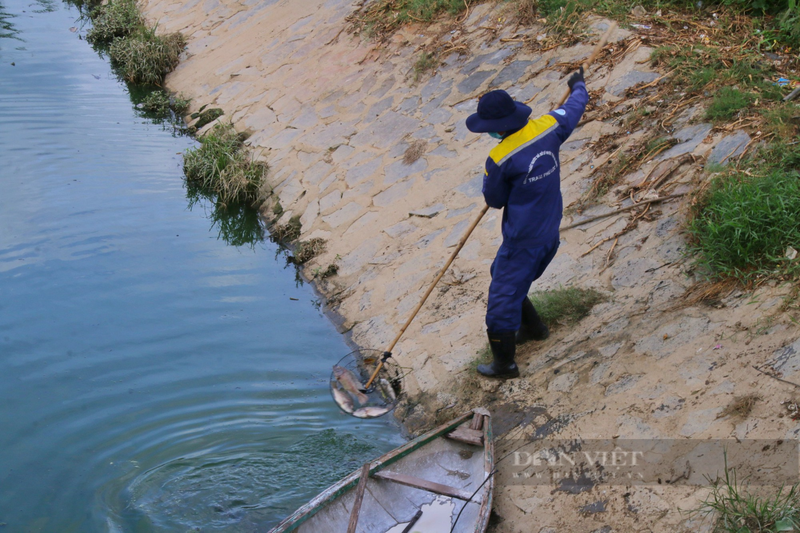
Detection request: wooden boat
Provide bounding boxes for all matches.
[268,408,494,533]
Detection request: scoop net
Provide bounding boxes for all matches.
[329,349,403,418]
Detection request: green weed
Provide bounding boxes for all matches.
[706,88,757,121]
[688,169,800,283]
[413,51,438,81]
[651,45,778,97]
[469,344,493,371]
[138,89,190,117]
[528,286,606,327]
[761,140,800,170]
[183,122,268,208]
[86,0,141,44]
[192,107,224,129]
[108,26,185,85]
[693,456,800,532]
[762,105,800,138]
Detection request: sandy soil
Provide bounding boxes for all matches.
[137,0,800,530]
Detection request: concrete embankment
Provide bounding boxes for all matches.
[140,0,800,530]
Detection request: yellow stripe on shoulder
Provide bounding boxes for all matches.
[488,115,558,165]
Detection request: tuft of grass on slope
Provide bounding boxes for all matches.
[705,87,757,121]
[86,0,141,44]
[108,26,185,85]
[413,51,438,81]
[183,123,268,208]
[687,169,800,283]
[694,457,800,533]
[138,89,190,117]
[528,286,606,327]
[348,0,467,37]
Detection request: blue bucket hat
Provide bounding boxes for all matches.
[466,90,532,133]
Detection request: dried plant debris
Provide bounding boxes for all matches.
[271,215,302,243]
[291,238,327,264]
[720,394,760,421]
[403,140,427,165]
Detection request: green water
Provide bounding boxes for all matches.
[0,1,403,530]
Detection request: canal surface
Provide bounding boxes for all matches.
[0,0,403,530]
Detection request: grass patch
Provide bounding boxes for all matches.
[706,87,757,121]
[347,0,467,38]
[688,167,800,283]
[413,51,438,81]
[183,122,268,208]
[192,107,224,130]
[762,105,800,138]
[86,0,141,44]
[528,286,606,328]
[650,44,780,99]
[469,344,493,371]
[108,26,185,85]
[694,457,800,532]
[138,89,190,117]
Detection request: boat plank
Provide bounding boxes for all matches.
[346,463,371,533]
[469,413,483,431]
[373,470,479,503]
[446,425,483,447]
[477,414,494,533]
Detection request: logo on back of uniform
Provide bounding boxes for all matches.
[525,151,559,184]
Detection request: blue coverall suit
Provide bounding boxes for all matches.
[482,82,589,334]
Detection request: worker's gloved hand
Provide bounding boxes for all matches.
[567,66,585,90]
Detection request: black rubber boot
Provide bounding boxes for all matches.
[516,297,549,345]
[478,331,519,379]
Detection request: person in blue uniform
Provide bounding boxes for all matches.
[466,68,588,378]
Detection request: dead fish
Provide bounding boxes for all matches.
[332,365,369,405]
[331,385,354,413]
[379,378,396,402]
[352,405,392,418]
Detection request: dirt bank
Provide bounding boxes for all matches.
[139,0,800,530]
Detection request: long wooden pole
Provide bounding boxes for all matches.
[363,204,490,390]
[544,21,617,108]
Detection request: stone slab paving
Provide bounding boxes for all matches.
[139,0,800,530]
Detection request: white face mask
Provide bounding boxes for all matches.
[488,132,504,140]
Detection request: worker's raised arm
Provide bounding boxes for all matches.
[551,68,589,142]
